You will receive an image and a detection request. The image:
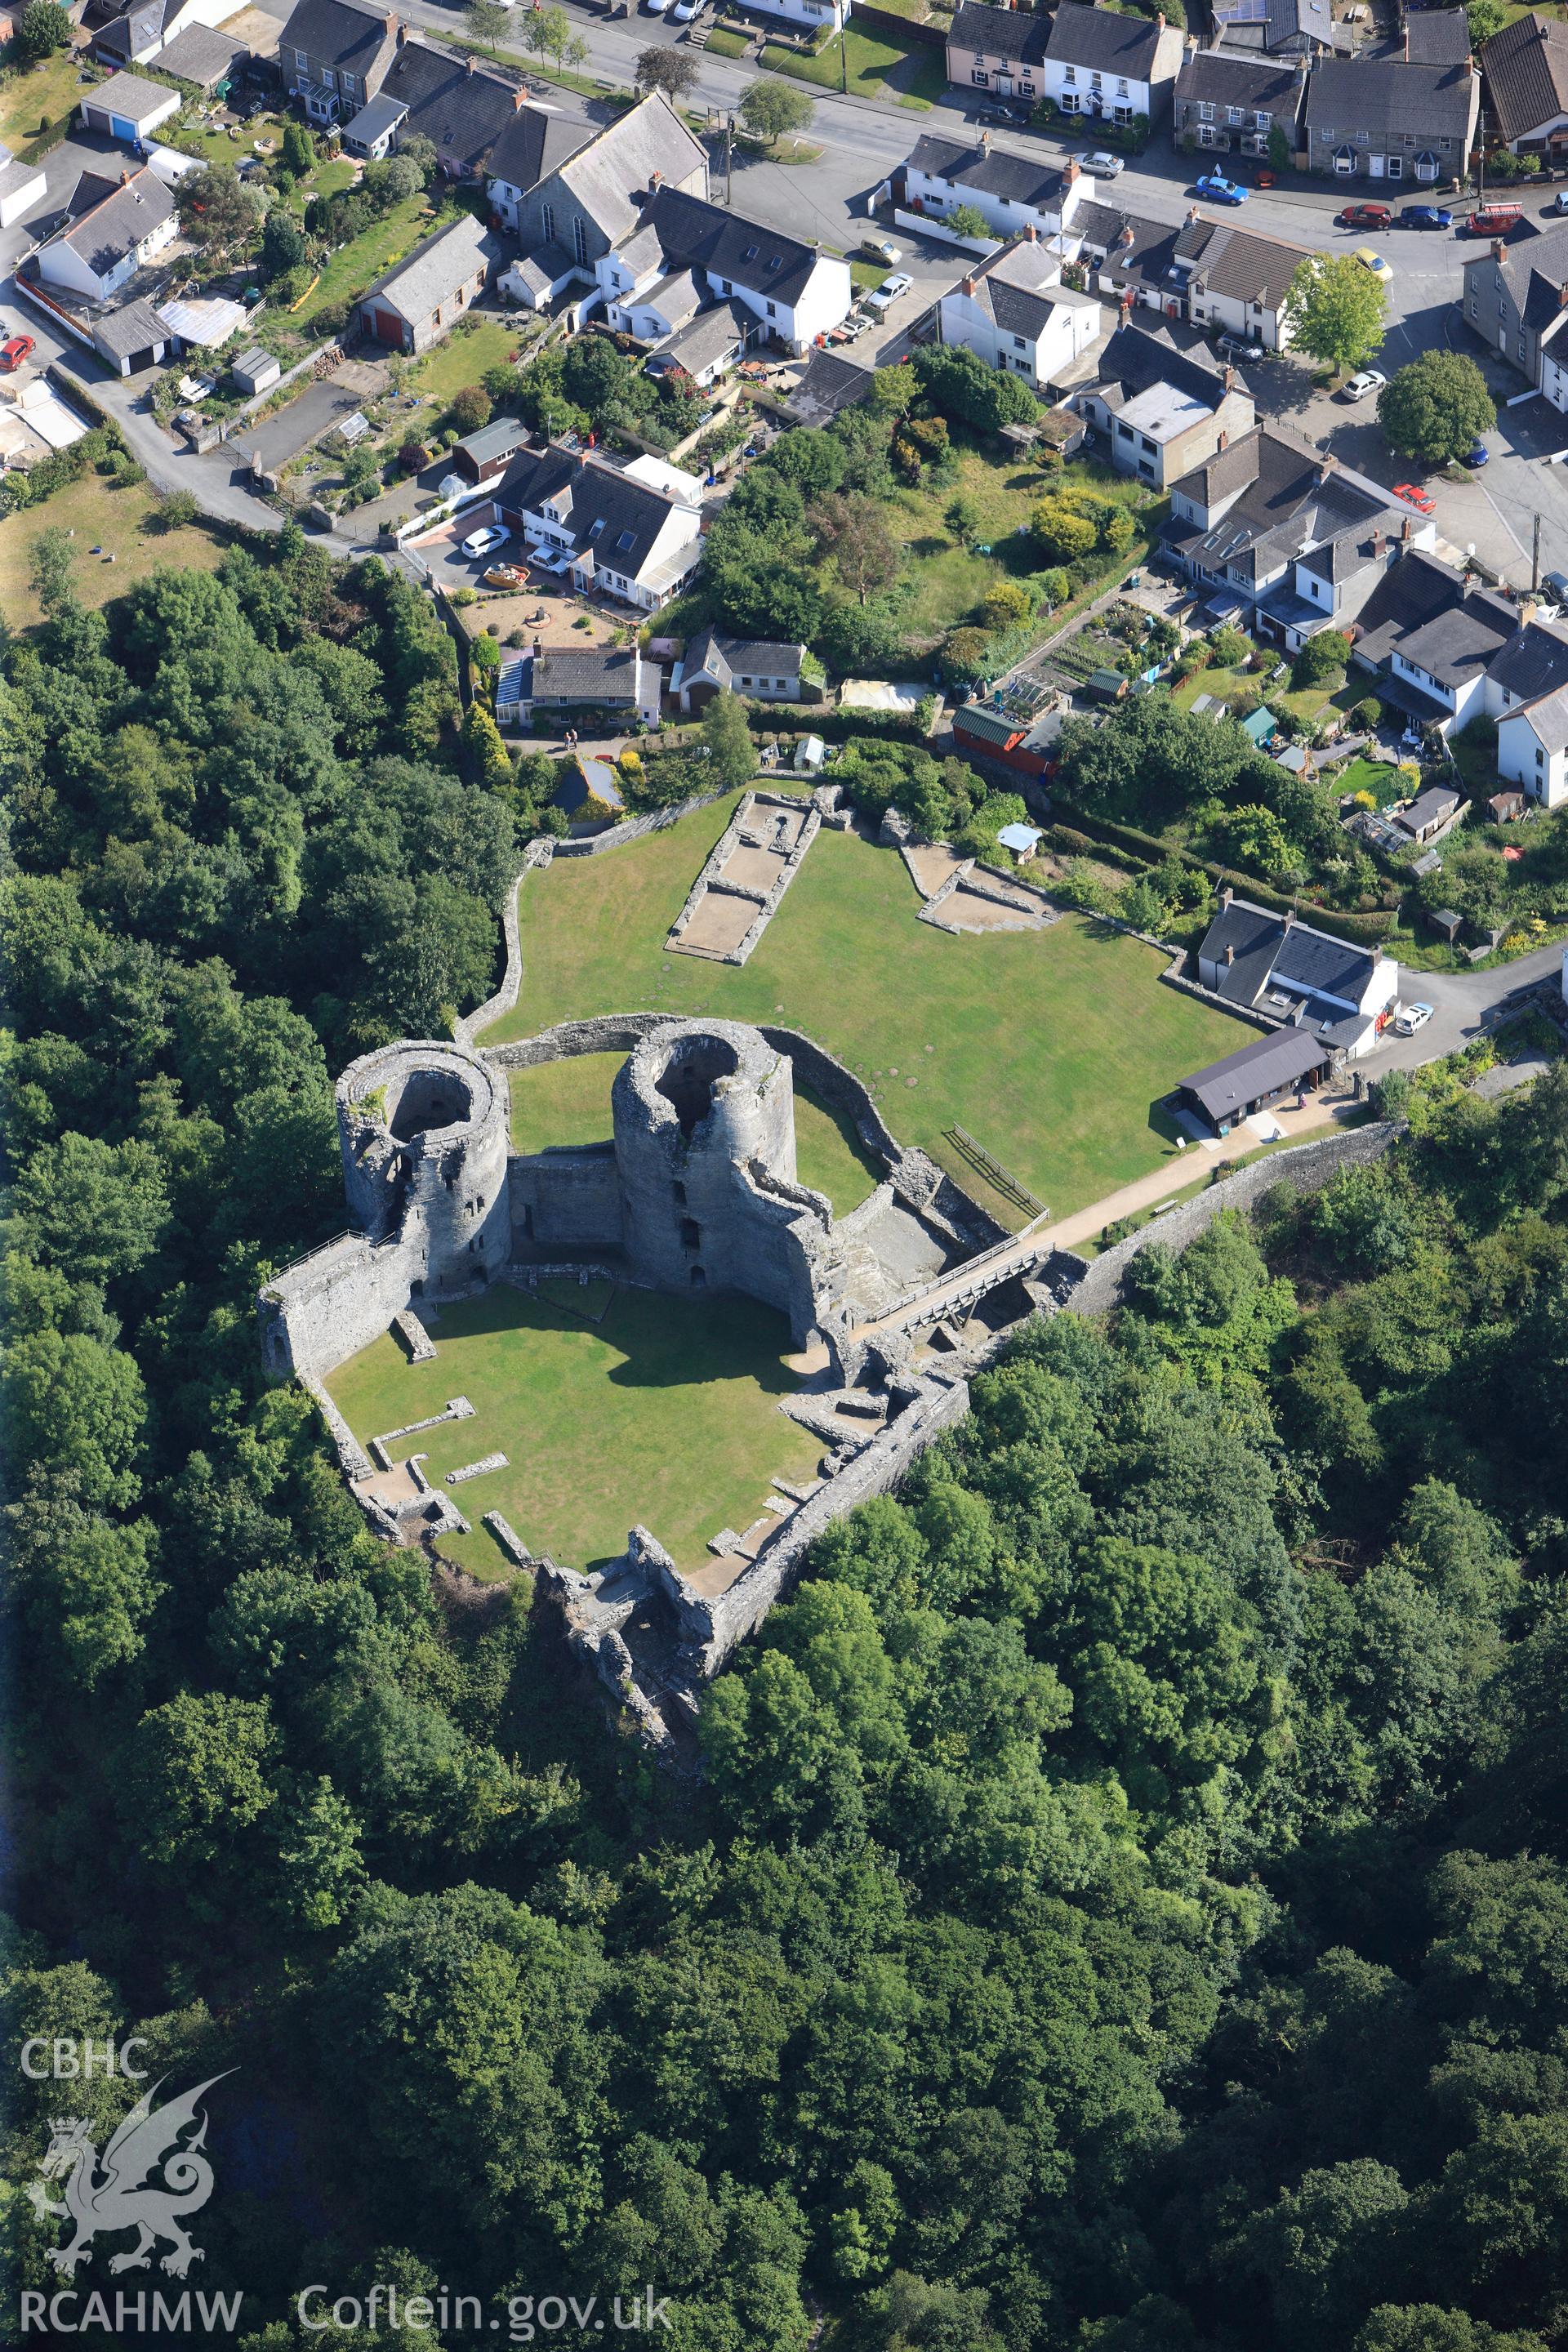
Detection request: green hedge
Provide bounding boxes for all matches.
[1049,800,1395,945]
[749,704,929,745]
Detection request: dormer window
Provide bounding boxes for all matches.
[617,530,635,550]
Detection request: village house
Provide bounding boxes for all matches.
[675,630,812,713]
[893,134,1089,247]
[1164,425,1428,647]
[1196,889,1399,1054]
[1038,1,1185,129]
[277,0,403,127]
[357,213,506,353]
[594,185,853,359]
[1075,203,1311,351]
[519,645,664,730]
[492,445,705,612]
[1175,1027,1332,1137]
[35,164,178,305]
[937,237,1106,389]
[1463,228,1568,406]
[944,1,1053,105]
[1477,10,1568,156]
[483,94,597,236]
[1394,784,1463,844]
[1483,612,1568,718]
[1498,683,1568,806]
[1350,549,1522,729]
[1302,51,1479,184]
[1072,321,1254,490]
[341,39,524,176]
[88,0,251,70]
[1173,45,1303,158]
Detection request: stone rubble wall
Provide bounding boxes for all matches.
[509,1144,625,1254]
[666,791,822,967]
[261,1229,421,1383]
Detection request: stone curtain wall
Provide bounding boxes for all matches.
[1060,1121,1401,1319]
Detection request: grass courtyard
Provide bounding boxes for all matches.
[507,1052,884,1218]
[0,51,87,150]
[759,28,947,105]
[326,1281,820,1581]
[480,795,1244,1227]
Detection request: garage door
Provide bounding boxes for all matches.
[370,305,403,347]
[110,114,138,142]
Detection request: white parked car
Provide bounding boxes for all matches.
[865,271,914,314]
[1344,368,1387,401]
[671,0,704,19]
[461,523,510,559]
[643,0,674,15]
[861,235,903,266]
[1395,1002,1434,1036]
[1081,150,1125,177]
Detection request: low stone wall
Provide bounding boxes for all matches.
[555,789,729,861]
[666,790,822,967]
[259,1228,416,1381]
[1059,1120,1400,1318]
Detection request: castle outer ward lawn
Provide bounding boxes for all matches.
[481,798,1245,1224]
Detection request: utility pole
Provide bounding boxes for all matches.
[1535,509,1542,594]
[839,2,847,96]
[724,110,733,205]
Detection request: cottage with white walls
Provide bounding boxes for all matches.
[895,135,1090,246]
[937,239,1106,389]
[35,166,178,303]
[1040,1,1186,128]
[1499,685,1568,808]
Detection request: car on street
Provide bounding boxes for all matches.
[861,236,902,266]
[1401,203,1454,229]
[1543,568,1568,603]
[0,335,34,372]
[1081,151,1125,177]
[461,523,510,558]
[671,0,704,18]
[642,0,674,15]
[865,271,913,314]
[1463,442,1490,467]
[1546,191,1568,216]
[1194,172,1246,204]
[1218,333,1266,363]
[1343,368,1388,401]
[1392,482,1437,514]
[1355,245,1395,281]
[1469,202,1525,234]
[1395,1002,1435,1036]
[1338,202,1392,229]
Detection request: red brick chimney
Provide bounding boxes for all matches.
[1401,514,1414,542]
[963,272,977,296]
[1224,942,1235,964]
[1493,238,1506,261]
[1223,363,1236,391]
[1218,429,1228,450]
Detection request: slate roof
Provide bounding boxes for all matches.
[1201,895,1383,1012]
[348,39,523,172]
[653,298,750,375]
[1403,10,1471,66]
[532,644,644,701]
[494,443,580,516]
[453,416,528,469]
[1090,320,1242,416]
[1352,546,1475,666]
[1044,0,1163,77]
[906,132,1069,212]
[361,214,506,323]
[341,91,406,147]
[553,91,707,248]
[153,24,252,84]
[487,94,595,193]
[949,0,1052,65]
[1463,222,1568,340]
[1169,425,1403,588]
[1179,1025,1329,1121]
[496,449,697,583]
[93,0,176,62]
[51,167,175,279]
[1303,54,1479,145]
[1188,221,1313,310]
[277,0,399,78]
[1489,617,1568,705]
[1478,9,1568,144]
[87,69,177,122]
[684,627,804,687]
[956,238,1087,341]
[1392,587,1517,687]
[92,294,170,356]
[1174,47,1302,111]
[1397,784,1462,832]
[643,184,825,307]
[1515,679,1568,748]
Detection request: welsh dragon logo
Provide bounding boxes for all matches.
[26,2074,232,2279]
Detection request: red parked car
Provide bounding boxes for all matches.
[1393,483,1437,514]
[1338,202,1392,229]
[0,335,34,372]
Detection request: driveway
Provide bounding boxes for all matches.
[1365,940,1565,1073]
[234,359,389,474]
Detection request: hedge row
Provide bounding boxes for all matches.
[747,703,933,746]
[1049,800,1396,946]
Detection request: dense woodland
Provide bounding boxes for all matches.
[5,531,1568,2351]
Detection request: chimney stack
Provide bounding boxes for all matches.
[1224,942,1235,965]
[1558,281,1568,310]
[465,50,474,73]
[963,273,977,297]
[1220,884,1233,910]
[1223,363,1236,391]
[1156,9,1165,24]
[1186,203,1200,224]
[981,127,991,149]
[1284,906,1296,929]
[513,87,525,109]
[120,167,131,184]
[1493,238,1506,261]
[395,17,406,40]
[1064,156,1079,182]
[1120,220,1134,246]
[1402,514,1414,542]
[1218,429,1228,450]
[1027,222,1037,240]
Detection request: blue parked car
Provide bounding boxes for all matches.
[1463,443,1490,467]
[1401,203,1454,229]
[1195,173,1247,206]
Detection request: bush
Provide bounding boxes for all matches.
[448,384,492,434]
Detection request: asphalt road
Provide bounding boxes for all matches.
[1370,939,1566,1071]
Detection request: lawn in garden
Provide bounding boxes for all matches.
[405,315,525,408]
[480,797,1245,1224]
[1339,755,1398,804]
[325,1281,820,1577]
[0,477,224,629]
[294,192,447,327]
[507,1050,883,1218]
[0,51,88,149]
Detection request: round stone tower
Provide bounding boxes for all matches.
[336,1040,511,1298]
[612,1020,826,1334]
